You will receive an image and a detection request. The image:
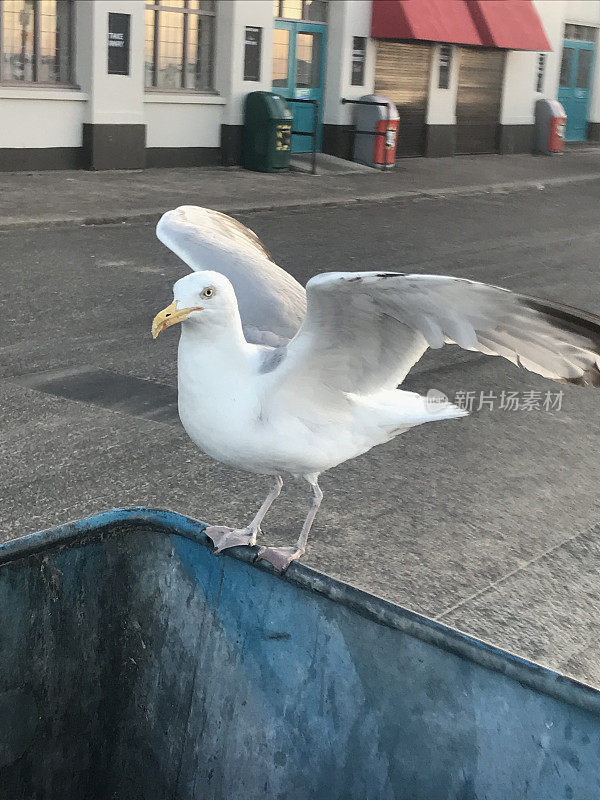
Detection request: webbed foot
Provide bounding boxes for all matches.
[256,546,304,572]
[205,526,258,554]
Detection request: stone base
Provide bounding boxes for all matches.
[322,124,355,161]
[0,147,84,171]
[220,124,243,167]
[425,125,456,158]
[146,147,221,168]
[498,124,534,155]
[587,122,600,142]
[82,124,146,170]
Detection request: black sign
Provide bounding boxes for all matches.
[244,26,262,82]
[108,13,130,76]
[351,36,366,86]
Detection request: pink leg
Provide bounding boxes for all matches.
[205,475,283,553]
[257,476,322,571]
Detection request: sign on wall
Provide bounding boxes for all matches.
[108,13,130,76]
[244,26,262,82]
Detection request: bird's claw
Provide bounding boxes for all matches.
[205,525,257,553]
[256,546,304,572]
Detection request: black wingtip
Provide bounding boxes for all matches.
[520,296,600,349]
[557,368,600,388]
[519,296,600,388]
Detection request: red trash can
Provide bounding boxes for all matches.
[535,99,567,155]
[373,118,400,166]
[352,94,400,169]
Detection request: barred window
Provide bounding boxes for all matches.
[145,0,215,92]
[0,0,73,84]
[564,24,596,43]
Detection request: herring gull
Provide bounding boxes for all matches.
[152,205,600,571]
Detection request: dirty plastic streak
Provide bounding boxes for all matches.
[1,506,600,719]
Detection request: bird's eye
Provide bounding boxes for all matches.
[202,286,215,299]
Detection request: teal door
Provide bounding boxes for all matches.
[272,21,327,153]
[558,39,595,141]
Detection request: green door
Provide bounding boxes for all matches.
[272,20,327,153]
[558,39,595,142]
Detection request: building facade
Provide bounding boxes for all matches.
[0,0,599,171]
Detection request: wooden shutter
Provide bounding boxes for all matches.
[375,41,433,157]
[456,48,505,154]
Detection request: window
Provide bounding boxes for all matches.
[351,36,366,86]
[272,27,289,88]
[559,46,573,88]
[296,31,320,88]
[0,0,72,84]
[564,24,596,43]
[438,44,451,89]
[145,0,215,92]
[244,26,261,82]
[576,48,593,89]
[273,0,327,24]
[536,52,545,93]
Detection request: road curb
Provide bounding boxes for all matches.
[1,171,599,231]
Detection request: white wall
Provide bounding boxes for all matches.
[534,0,567,100]
[499,50,539,125]
[498,0,570,126]
[144,96,225,148]
[559,1,600,25]
[426,45,460,125]
[534,0,600,125]
[214,0,275,127]
[564,0,600,125]
[0,90,87,148]
[76,0,145,125]
[9,0,600,156]
[323,0,375,126]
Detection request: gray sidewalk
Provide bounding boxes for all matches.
[3,171,600,687]
[2,147,600,229]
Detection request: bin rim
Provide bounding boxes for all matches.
[2,505,599,717]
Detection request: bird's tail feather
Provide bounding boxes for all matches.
[363,389,468,437]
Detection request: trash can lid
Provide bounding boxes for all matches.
[359,94,400,120]
[535,97,566,118]
[245,90,293,121]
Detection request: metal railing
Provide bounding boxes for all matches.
[286,97,319,175]
[341,97,394,170]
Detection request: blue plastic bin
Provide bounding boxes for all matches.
[0,508,598,799]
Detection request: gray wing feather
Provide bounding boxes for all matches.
[276,271,600,393]
[157,205,306,346]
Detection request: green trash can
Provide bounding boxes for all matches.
[242,91,292,173]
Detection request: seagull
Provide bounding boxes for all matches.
[152,205,600,571]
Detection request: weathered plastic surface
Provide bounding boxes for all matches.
[535,97,567,154]
[242,91,293,172]
[353,93,400,168]
[1,508,599,800]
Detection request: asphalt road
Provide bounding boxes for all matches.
[3,181,600,685]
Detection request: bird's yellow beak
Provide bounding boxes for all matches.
[151,301,203,339]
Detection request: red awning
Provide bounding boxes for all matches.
[371,0,552,51]
[371,0,483,46]
[466,0,551,51]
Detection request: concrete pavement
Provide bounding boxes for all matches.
[2,180,600,687]
[1,147,600,228]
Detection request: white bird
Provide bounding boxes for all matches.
[152,206,600,571]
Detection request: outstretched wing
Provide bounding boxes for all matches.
[272,271,600,394]
[157,205,306,346]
